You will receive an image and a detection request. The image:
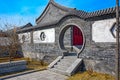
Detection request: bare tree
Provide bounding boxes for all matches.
[0,24,22,62]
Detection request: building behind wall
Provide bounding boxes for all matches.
[17,0,119,75]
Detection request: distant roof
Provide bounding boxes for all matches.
[20,22,33,29]
[17,23,33,33]
[17,0,119,33]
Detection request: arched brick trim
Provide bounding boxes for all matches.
[59,22,86,58]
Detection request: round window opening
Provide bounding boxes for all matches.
[40,32,46,41]
[59,25,85,57]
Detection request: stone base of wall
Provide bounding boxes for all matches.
[83,59,115,76]
[23,51,59,64]
[0,60,27,74]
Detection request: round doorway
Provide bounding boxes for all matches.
[59,25,85,57]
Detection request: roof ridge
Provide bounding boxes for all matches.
[89,7,115,13]
[51,0,75,11]
[86,7,116,18]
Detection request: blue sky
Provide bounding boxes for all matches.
[0,0,118,29]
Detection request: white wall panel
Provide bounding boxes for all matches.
[33,28,55,43]
[18,32,31,43]
[92,19,116,42]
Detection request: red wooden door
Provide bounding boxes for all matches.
[73,26,83,45]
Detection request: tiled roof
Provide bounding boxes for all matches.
[87,7,116,18]
[36,0,117,21]
[85,7,117,21]
[17,0,119,33]
[20,23,33,29]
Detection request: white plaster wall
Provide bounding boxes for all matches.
[92,18,116,42]
[33,28,55,43]
[18,32,31,43]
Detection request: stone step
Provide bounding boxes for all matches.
[58,61,74,65]
[54,56,77,67]
[58,59,75,64]
[56,61,72,67]
[66,59,83,76]
[48,55,83,76]
[63,56,77,59]
[54,65,68,71]
[49,68,68,76]
[54,67,67,71]
[62,57,77,60]
[60,57,76,62]
[48,56,63,69]
[61,59,76,62]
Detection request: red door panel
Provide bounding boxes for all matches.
[73,26,83,45]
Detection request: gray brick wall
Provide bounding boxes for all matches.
[20,16,116,75]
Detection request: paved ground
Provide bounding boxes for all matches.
[3,70,68,80]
